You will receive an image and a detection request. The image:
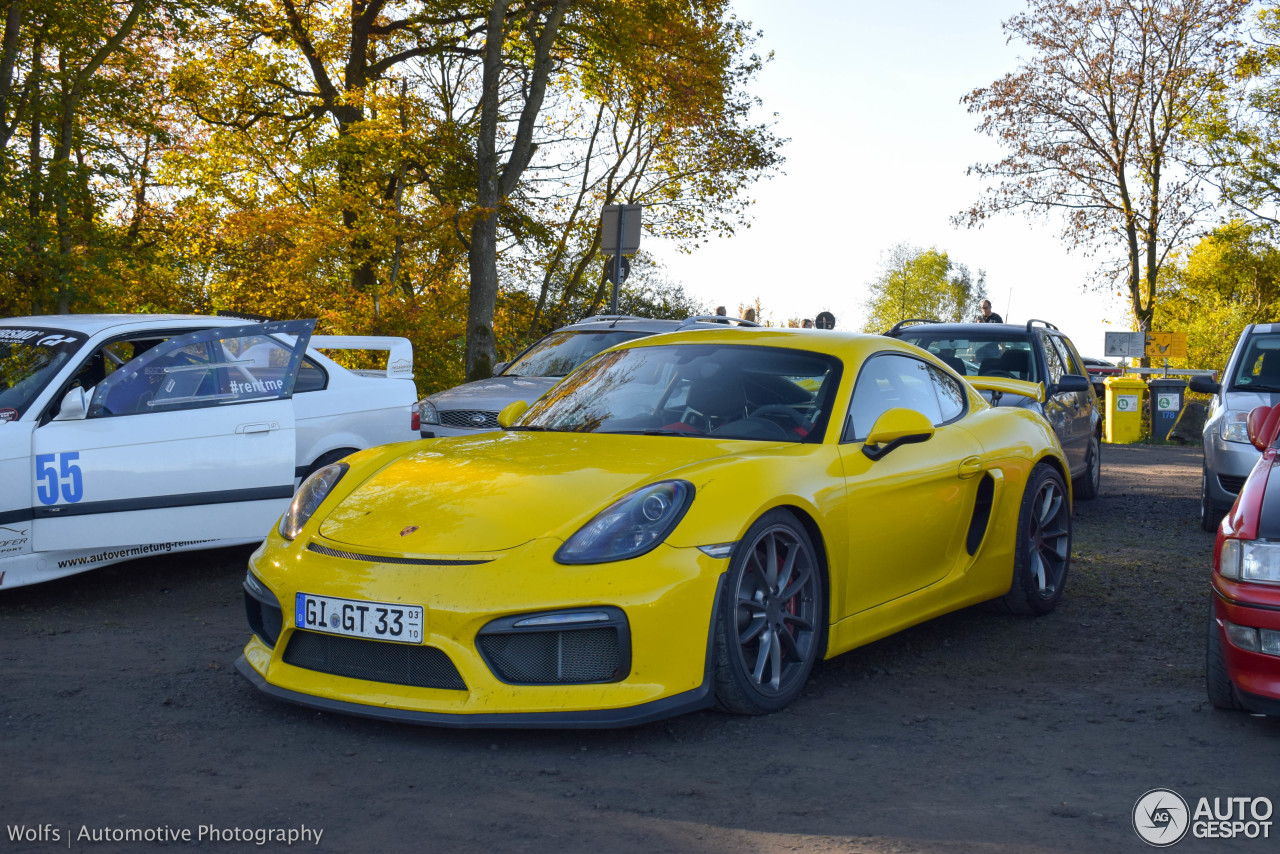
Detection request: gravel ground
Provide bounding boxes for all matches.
[2,443,1278,853]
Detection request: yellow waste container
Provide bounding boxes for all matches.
[1105,375,1147,444]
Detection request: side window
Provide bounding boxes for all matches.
[295,357,328,393]
[1039,332,1065,385]
[1053,335,1085,377]
[928,363,966,423]
[844,354,944,442]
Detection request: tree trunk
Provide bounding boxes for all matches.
[464,0,569,382]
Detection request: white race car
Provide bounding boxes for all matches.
[0,315,419,588]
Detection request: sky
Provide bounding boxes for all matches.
[647,0,1137,358]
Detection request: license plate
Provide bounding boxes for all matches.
[295,592,425,644]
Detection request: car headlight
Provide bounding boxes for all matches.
[1220,538,1280,584]
[279,463,348,541]
[418,399,440,426]
[1222,411,1251,443]
[555,480,694,564]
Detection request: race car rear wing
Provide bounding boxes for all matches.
[310,335,414,380]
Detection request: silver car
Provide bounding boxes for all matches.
[1191,323,1280,531]
[417,315,756,437]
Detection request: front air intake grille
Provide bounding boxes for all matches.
[1218,474,1248,495]
[283,630,466,690]
[439,409,499,429]
[479,629,621,684]
[245,591,283,648]
[476,608,630,685]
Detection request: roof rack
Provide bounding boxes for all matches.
[1025,319,1059,332]
[886,318,942,334]
[678,315,761,328]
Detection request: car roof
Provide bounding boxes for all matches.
[1,314,244,336]
[885,321,1038,337]
[608,325,919,364]
[554,315,753,334]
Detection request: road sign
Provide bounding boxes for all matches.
[604,255,630,284]
[600,204,643,255]
[1104,331,1145,358]
[1144,331,1187,358]
[814,311,836,330]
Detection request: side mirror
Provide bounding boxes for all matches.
[1188,374,1220,395]
[493,361,509,376]
[52,387,89,422]
[1247,405,1280,451]
[497,400,529,429]
[862,407,935,461]
[1053,374,1091,394]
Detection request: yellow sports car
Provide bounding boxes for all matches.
[236,329,1072,727]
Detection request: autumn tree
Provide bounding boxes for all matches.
[1190,2,1280,226]
[1157,220,1280,368]
[959,0,1248,335]
[861,243,987,332]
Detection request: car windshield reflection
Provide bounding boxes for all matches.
[518,344,842,442]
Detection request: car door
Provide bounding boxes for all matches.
[30,320,314,552]
[837,352,988,615]
[1040,331,1087,473]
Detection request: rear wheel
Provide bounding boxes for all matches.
[1073,434,1101,500]
[713,509,824,715]
[997,464,1071,616]
[1206,604,1242,710]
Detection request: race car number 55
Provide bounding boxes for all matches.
[295,592,424,644]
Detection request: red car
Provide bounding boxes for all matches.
[1208,404,1280,715]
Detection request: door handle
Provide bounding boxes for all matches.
[236,421,278,434]
[958,456,982,479]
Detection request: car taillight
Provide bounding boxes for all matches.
[411,409,420,431]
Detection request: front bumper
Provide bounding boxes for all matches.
[1212,580,1280,713]
[1204,431,1261,511]
[238,533,727,726]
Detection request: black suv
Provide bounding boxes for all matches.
[884,319,1101,499]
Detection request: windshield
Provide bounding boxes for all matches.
[517,343,842,442]
[504,329,652,377]
[0,326,87,421]
[1231,333,1280,392]
[896,332,1040,384]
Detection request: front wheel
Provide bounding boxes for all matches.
[1206,604,1242,711]
[998,464,1071,616]
[1200,465,1220,533]
[713,509,825,715]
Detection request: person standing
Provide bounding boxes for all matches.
[743,307,757,323]
[978,300,1003,323]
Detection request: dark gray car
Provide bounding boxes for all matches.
[883,319,1101,499]
[417,315,756,437]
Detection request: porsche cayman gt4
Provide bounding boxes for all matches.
[236,329,1072,728]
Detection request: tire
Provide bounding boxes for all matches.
[998,464,1071,616]
[1073,434,1101,500]
[1206,604,1242,710]
[713,509,824,715]
[1200,465,1220,533]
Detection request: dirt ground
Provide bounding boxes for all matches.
[2,443,1278,853]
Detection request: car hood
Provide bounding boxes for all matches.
[425,376,560,411]
[317,432,752,553]
[1224,388,1280,412]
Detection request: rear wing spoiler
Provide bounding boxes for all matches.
[310,335,414,380]
[966,376,1045,403]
